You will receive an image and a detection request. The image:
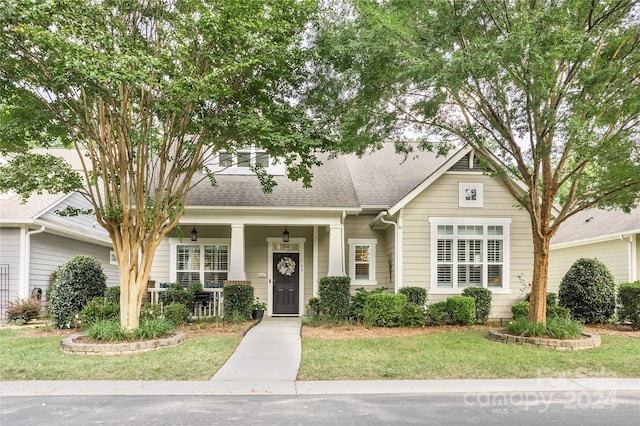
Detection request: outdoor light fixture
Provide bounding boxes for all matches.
[191,227,198,241]
[282,227,290,242]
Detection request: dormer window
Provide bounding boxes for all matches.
[212,145,284,175]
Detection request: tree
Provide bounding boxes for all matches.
[310,0,640,322]
[0,0,330,330]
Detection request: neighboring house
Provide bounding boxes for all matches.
[149,143,534,319]
[549,206,640,291]
[0,149,119,319]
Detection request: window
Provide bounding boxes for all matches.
[171,239,229,287]
[348,238,377,285]
[459,182,483,207]
[430,218,510,292]
[216,145,274,171]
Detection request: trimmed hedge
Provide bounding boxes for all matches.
[559,258,616,323]
[349,287,386,323]
[399,286,427,306]
[446,296,476,325]
[223,284,254,320]
[319,276,351,320]
[461,287,492,324]
[49,255,107,329]
[618,281,640,329]
[363,293,408,327]
[425,301,449,325]
[160,283,195,312]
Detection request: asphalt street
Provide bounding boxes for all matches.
[2,391,639,425]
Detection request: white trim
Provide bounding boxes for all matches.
[458,182,483,208]
[313,226,319,296]
[428,217,511,293]
[348,238,377,286]
[267,237,306,317]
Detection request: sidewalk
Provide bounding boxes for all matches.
[1,317,639,396]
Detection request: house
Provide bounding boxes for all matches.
[0,149,120,319]
[149,143,534,319]
[549,206,640,291]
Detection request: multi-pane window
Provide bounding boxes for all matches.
[175,243,229,287]
[218,145,269,169]
[348,238,377,285]
[431,219,509,290]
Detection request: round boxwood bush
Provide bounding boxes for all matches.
[49,255,107,329]
[363,293,408,327]
[446,296,476,325]
[558,258,616,324]
[399,286,427,306]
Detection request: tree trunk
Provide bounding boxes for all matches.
[528,232,551,323]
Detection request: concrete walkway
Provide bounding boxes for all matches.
[208,316,302,393]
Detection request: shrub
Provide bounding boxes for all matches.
[349,287,386,323]
[140,302,162,320]
[446,296,476,325]
[160,283,195,312]
[618,281,640,329]
[319,276,351,321]
[132,319,174,340]
[49,255,107,329]
[223,284,254,320]
[187,281,204,294]
[78,297,120,328]
[401,303,427,327]
[104,286,121,304]
[85,320,128,341]
[461,287,492,324]
[546,304,572,320]
[163,303,189,326]
[7,298,41,323]
[558,258,616,323]
[363,293,408,327]
[425,301,450,325]
[306,296,321,316]
[525,292,558,307]
[511,301,530,320]
[399,286,427,306]
[506,317,582,339]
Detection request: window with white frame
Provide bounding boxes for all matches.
[430,218,510,292]
[171,239,229,287]
[348,238,377,285]
[212,145,283,175]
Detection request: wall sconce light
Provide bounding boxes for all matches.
[282,227,290,242]
[190,227,198,241]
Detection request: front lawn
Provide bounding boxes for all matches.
[0,326,241,381]
[298,330,640,380]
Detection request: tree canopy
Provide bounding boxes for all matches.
[310,0,640,321]
[0,0,332,329]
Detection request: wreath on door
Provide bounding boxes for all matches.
[277,257,296,276]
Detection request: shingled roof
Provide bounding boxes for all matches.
[551,205,640,246]
[186,143,451,210]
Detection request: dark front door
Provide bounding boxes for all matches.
[273,252,299,315]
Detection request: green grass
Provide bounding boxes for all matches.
[0,328,240,381]
[298,331,640,380]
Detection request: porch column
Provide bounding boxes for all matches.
[327,224,345,276]
[228,224,246,281]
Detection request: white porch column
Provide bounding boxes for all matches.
[228,224,246,281]
[327,224,345,276]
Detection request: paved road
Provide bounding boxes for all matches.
[2,391,639,425]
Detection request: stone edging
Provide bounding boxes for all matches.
[60,332,187,355]
[487,329,601,351]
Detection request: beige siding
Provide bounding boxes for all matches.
[401,173,534,318]
[0,228,21,304]
[549,238,633,290]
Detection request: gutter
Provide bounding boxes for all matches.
[20,225,46,298]
[377,211,403,293]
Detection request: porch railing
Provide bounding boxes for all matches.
[147,288,224,317]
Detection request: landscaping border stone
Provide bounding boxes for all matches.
[60,332,187,355]
[487,329,601,351]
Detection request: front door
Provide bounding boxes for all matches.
[273,252,299,315]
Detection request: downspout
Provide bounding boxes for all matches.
[20,225,46,298]
[379,211,401,293]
